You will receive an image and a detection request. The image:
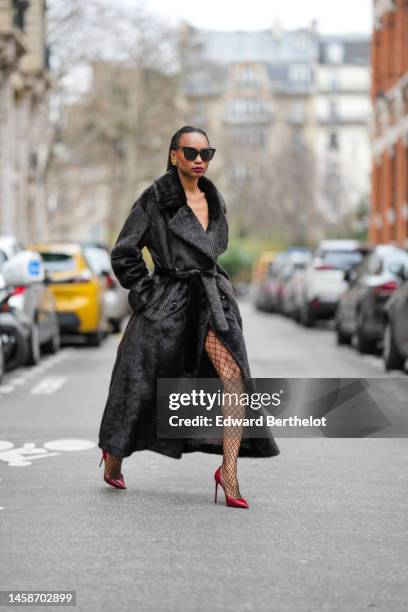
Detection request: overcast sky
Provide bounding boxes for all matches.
[128,0,373,34]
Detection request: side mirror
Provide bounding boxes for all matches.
[1,251,44,287]
[389,263,408,282]
[43,269,52,284]
[344,267,357,283]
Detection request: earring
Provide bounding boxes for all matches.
[172,158,177,166]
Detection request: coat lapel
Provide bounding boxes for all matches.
[152,167,228,261]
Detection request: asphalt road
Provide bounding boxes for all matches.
[0,300,407,612]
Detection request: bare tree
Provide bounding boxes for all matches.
[220,129,322,245]
[47,1,184,241]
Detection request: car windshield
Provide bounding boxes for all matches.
[83,247,110,276]
[320,250,365,270]
[39,252,76,272]
[384,250,408,273]
[0,249,7,271]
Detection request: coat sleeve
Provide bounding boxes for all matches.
[110,186,154,313]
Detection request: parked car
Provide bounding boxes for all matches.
[252,251,280,311]
[335,244,408,353]
[382,265,408,371]
[0,236,60,367]
[297,239,370,327]
[263,252,291,312]
[280,249,312,317]
[28,242,109,346]
[0,286,31,371]
[80,241,130,334]
[0,325,4,383]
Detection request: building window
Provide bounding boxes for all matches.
[12,0,30,31]
[329,101,339,121]
[228,162,249,180]
[230,127,266,147]
[229,98,267,118]
[329,132,339,150]
[29,152,38,172]
[289,64,310,84]
[235,66,260,87]
[292,128,304,148]
[326,42,345,65]
[330,72,339,92]
[289,100,305,123]
[295,32,309,49]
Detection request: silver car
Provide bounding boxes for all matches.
[81,242,130,333]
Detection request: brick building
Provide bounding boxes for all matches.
[370,0,408,246]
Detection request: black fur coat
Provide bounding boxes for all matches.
[98,166,280,459]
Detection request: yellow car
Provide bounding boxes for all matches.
[28,242,109,346]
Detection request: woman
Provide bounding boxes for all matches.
[98,125,280,508]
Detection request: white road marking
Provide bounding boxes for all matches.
[30,376,67,395]
[8,377,27,385]
[0,439,95,467]
[0,385,14,394]
[0,348,74,393]
[44,439,96,451]
[0,442,60,466]
[24,369,43,378]
[0,442,13,451]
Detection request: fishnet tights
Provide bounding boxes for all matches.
[204,328,246,499]
[104,453,123,480]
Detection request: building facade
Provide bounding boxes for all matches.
[0,0,51,243]
[370,0,408,246]
[315,35,372,225]
[48,59,185,244]
[178,22,371,241]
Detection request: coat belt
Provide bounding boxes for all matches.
[153,264,230,375]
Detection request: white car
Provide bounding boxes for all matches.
[296,240,370,327]
[81,242,131,334]
[0,235,60,369]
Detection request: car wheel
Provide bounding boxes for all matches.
[300,302,314,327]
[292,306,301,323]
[383,321,405,371]
[111,319,122,334]
[2,326,29,371]
[335,319,351,345]
[355,312,376,354]
[26,322,41,366]
[0,339,4,384]
[86,329,103,347]
[43,321,60,354]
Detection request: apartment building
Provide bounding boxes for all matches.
[0,0,51,242]
[315,35,372,224]
[178,22,371,237]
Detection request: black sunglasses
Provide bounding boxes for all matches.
[174,146,216,162]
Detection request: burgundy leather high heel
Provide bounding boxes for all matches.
[214,465,249,509]
[99,450,126,489]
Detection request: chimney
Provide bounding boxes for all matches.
[271,17,283,40]
[310,19,319,33]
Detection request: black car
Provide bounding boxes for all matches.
[383,269,408,371]
[335,245,408,353]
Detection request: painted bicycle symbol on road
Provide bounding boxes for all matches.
[0,439,96,467]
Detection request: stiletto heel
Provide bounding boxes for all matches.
[99,450,127,489]
[213,466,249,509]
